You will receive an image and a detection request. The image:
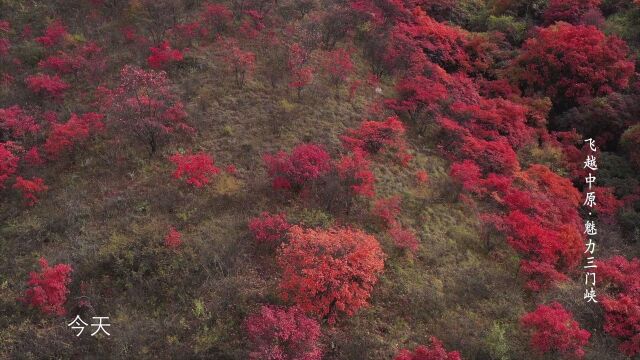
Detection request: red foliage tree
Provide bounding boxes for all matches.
[341,116,411,165]
[24,147,44,166]
[543,0,602,25]
[25,74,70,99]
[592,186,623,224]
[21,257,73,316]
[288,43,314,98]
[394,337,462,360]
[450,98,535,150]
[385,75,448,127]
[511,23,634,107]
[164,226,182,249]
[597,256,640,357]
[0,105,40,139]
[245,305,322,360]
[277,226,385,323]
[501,165,583,290]
[35,20,67,47]
[336,150,376,198]
[39,51,82,75]
[385,8,472,74]
[43,113,105,158]
[13,176,48,206]
[449,160,482,192]
[99,65,193,154]
[36,42,105,81]
[388,225,419,253]
[169,151,220,188]
[248,212,290,246]
[321,48,354,88]
[0,141,19,188]
[520,302,591,358]
[147,40,184,69]
[372,195,402,228]
[201,2,233,35]
[263,144,332,192]
[218,37,256,87]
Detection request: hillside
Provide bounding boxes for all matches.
[1,1,639,359]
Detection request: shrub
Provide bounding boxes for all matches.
[510,23,634,108]
[169,152,220,188]
[388,225,420,253]
[277,226,385,323]
[43,113,104,157]
[543,0,602,25]
[336,150,376,198]
[35,20,67,47]
[341,116,410,165]
[147,40,184,69]
[13,176,48,206]
[164,227,182,249]
[245,305,322,360]
[521,302,590,358]
[248,212,290,245]
[394,337,462,360]
[0,105,40,138]
[21,257,73,316]
[597,256,640,356]
[263,144,332,192]
[372,196,402,228]
[25,74,70,99]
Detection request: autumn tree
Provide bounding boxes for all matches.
[543,0,602,25]
[388,225,420,253]
[25,74,70,99]
[384,8,473,74]
[341,116,411,165]
[0,106,40,142]
[147,40,184,69]
[99,65,193,154]
[521,302,591,358]
[385,75,448,132]
[277,226,385,323]
[288,43,314,98]
[332,149,376,209]
[263,143,332,192]
[372,195,402,228]
[35,20,68,48]
[510,23,634,108]
[13,176,48,206]
[200,2,233,36]
[597,256,640,357]
[21,257,73,316]
[449,98,535,149]
[245,305,322,360]
[218,37,256,87]
[0,141,19,188]
[248,212,290,246]
[321,47,354,89]
[43,113,105,158]
[169,151,220,188]
[394,337,462,360]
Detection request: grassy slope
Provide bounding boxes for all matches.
[0,4,631,360]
